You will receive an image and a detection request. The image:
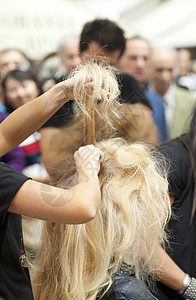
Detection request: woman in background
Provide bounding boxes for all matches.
[1,69,47,180]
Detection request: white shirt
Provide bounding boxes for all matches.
[162,84,176,133]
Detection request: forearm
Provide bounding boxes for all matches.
[0,82,66,156]
[9,175,101,224]
[156,246,185,291]
[74,175,101,220]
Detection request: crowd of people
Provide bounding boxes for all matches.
[0,18,195,300]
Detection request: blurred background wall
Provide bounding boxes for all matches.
[0,0,196,60]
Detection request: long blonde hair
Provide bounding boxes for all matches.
[32,139,170,300]
[32,62,170,299]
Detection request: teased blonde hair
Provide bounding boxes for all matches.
[32,62,170,299]
[32,139,170,300]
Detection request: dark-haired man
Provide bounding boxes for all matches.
[80,18,125,65]
[40,19,157,174]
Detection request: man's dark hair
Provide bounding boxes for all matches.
[80,19,125,58]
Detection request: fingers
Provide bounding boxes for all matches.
[97,90,112,103]
[99,149,104,163]
[74,145,103,162]
[84,75,111,103]
[65,73,111,103]
[74,145,104,177]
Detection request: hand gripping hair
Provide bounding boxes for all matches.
[32,62,171,300]
[67,60,121,142]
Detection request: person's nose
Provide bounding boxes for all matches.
[137,57,145,68]
[16,86,26,98]
[162,69,172,81]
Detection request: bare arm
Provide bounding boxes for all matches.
[8,145,103,224]
[156,195,186,292]
[156,246,185,291]
[8,177,100,224]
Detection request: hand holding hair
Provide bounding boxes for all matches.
[74,145,104,183]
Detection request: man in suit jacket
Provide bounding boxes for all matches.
[118,36,168,142]
[150,47,196,139]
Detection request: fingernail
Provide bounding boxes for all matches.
[98,98,104,103]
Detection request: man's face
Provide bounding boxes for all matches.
[81,42,121,66]
[151,49,176,96]
[178,49,191,76]
[60,42,81,72]
[0,50,26,78]
[118,39,150,86]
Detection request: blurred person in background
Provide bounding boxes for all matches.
[0,49,31,174]
[37,51,61,82]
[119,36,168,142]
[57,34,81,78]
[0,48,30,78]
[149,47,196,139]
[118,36,151,90]
[176,48,196,92]
[0,48,31,113]
[39,34,81,91]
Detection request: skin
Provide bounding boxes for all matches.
[0,50,27,78]
[4,78,39,109]
[60,40,81,73]
[178,49,191,76]
[156,194,186,292]
[9,145,102,224]
[150,48,176,96]
[118,38,151,88]
[0,75,104,224]
[156,246,185,291]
